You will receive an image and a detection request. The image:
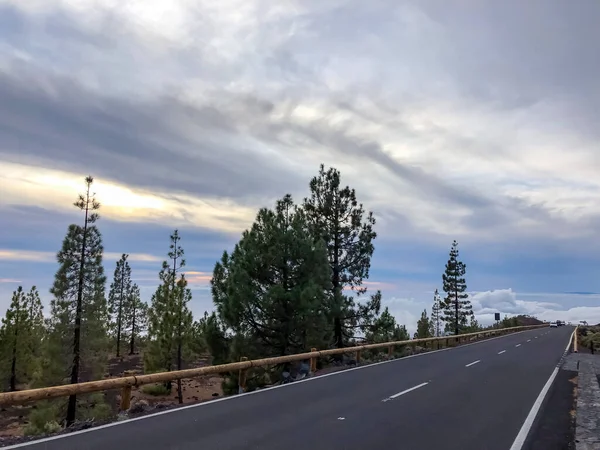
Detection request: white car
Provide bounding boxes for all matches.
[550,322,557,328]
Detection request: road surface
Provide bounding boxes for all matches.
[7,326,573,450]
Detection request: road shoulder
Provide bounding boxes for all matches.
[521,367,577,450]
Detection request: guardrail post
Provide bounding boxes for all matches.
[388,345,393,358]
[238,357,248,394]
[356,349,361,364]
[119,370,135,412]
[310,348,317,372]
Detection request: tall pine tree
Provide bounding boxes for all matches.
[441,240,472,335]
[24,287,45,384]
[0,286,43,391]
[414,309,431,339]
[108,254,133,357]
[212,195,331,361]
[46,176,108,426]
[145,230,193,402]
[124,283,147,355]
[429,289,441,337]
[173,274,193,403]
[303,164,380,349]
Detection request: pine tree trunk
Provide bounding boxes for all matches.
[9,325,18,392]
[454,291,459,336]
[116,275,123,357]
[331,204,345,350]
[334,316,343,348]
[67,206,89,426]
[129,304,136,355]
[176,341,183,404]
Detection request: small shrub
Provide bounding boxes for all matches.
[581,331,600,350]
[24,403,62,436]
[142,383,171,396]
[78,402,113,421]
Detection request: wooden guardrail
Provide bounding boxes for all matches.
[0,324,547,409]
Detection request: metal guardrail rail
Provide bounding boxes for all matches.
[0,324,548,409]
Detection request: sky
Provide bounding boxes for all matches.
[1,0,600,336]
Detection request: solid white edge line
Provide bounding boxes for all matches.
[508,327,575,450]
[387,382,429,400]
[1,327,546,449]
[498,350,506,354]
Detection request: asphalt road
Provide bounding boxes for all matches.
[8,326,574,450]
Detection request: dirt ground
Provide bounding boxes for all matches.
[0,353,225,438]
[105,353,224,409]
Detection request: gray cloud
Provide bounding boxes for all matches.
[0,56,533,232]
[0,65,307,203]
[1,0,599,246]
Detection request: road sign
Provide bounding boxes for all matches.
[494,313,500,321]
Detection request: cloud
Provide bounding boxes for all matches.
[470,289,562,316]
[1,161,259,234]
[2,0,599,246]
[469,289,600,327]
[0,278,21,283]
[185,271,212,286]
[384,289,600,335]
[0,248,163,263]
[1,0,600,329]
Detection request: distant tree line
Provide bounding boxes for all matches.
[0,166,533,434]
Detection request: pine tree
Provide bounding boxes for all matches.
[212,195,331,365]
[0,287,41,391]
[414,309,431,339]
[429,289,441,337]
[465,315,482,333]
[441,240,472,335]
[173,274,193,403]
[366,307,409,343]
[45,176,108,426]
[145,230,193,402]
[108,254,133,357]
[303,164,380,349]
[193,312,229,365]
[145,281,174,379]
[45,223,108,424]
[124,283,147,355]
[24,287,45,381]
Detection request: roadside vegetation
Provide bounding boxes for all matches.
[578,325,600,352]
[0,166,539,438]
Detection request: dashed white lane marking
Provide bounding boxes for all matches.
[498,350,506,354]
[535,336,538,339]
[337,417,345,420]
[465,360,481,367]
[382,382,429,402]
[516,344,521,347]
[527,339,531,342]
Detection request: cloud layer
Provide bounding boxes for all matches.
[1,0,600,329]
